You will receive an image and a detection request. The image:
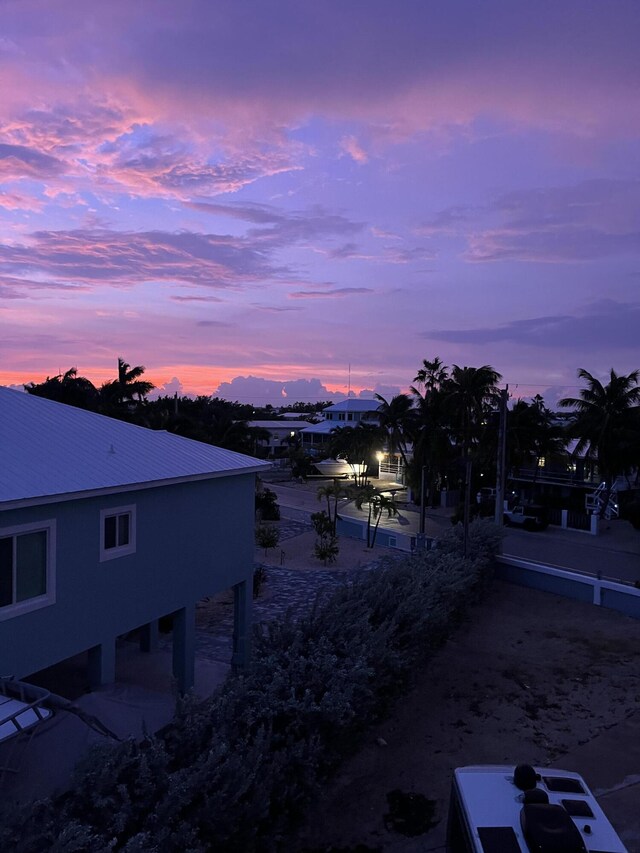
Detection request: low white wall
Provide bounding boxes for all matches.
[496,555,640,620]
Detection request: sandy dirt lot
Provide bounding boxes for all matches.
[287,579,640,852]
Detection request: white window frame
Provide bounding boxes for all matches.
[100,505,136,562]
[0,519,56,622]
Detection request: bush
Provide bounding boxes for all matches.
[0,521,501,852]
[313,536,339,565]
[253,565,267,597]
[255,487,280,521]
[255,523,280,555]
[311,511,340,565]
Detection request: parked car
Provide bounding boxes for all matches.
[503,504,549,531]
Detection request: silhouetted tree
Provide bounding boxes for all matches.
[25,368,99,411]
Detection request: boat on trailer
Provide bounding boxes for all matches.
[0,678,52,745]
[0,678,53,781]
[447,764,627,852]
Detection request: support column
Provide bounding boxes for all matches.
[232,579,252,672]
[140,619,159,653]
[172,604,195,694]
[87,638,116,689]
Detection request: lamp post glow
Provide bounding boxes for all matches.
[376,450,384,478]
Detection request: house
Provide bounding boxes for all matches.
[300,399,382,454]
[247,419,312,457]
[0,387,269,694]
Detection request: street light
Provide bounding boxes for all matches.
[376,450,384,478]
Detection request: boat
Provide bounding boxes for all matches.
[314,458,353,478]
[447,763,626,852]
[0,678,52,745]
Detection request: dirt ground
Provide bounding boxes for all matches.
[288,580,640,852]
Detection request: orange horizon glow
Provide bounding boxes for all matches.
[0,364,365,401]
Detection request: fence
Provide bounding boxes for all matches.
[496,555,640,621]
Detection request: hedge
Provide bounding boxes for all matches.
[0,519,503,852]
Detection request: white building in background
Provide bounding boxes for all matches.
[299,399,382,454]
[247,420,312,456]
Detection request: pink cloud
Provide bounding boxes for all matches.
[340,135,369,164]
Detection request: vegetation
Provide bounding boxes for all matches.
[560,368,640,512]
[25,361,270,454]
[317,480,347,535]
[255,524,280,557]
[311,510,340,565]
[255,485,280,521]
[0,521,501,852]
[327,423,382,487]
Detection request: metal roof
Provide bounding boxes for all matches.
[0,387,269,508]
[299,420,336,435]
[247,420,311,430]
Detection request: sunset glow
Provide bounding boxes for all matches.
[2,1,639,404]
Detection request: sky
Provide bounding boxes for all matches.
[1,0,639,406]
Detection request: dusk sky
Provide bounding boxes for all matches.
[1,1,639,405]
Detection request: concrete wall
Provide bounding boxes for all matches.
[496,555,640,620]
[0,473,256,680]
[336,516,415,552]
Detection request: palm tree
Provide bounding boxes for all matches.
[374,392,416,471]
[100,357,154,416]
[445,365,502,554]
[506,398,566,484]
[409,381,454,510]
[559,368,640,514]
[349,483,377,546]
[369,493,399,548]
[25,367,99,411]
[328,423,383,486]
[317,480,348,535]
[413,356,448,394]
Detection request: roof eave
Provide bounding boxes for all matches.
[0,463,270,512]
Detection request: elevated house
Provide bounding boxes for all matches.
[0,387,269,694]
[299,399,382,455]
[246,419,313,458]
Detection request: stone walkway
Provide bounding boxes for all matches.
[181,519,404,663]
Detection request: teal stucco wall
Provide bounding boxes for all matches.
[0,472,256,679]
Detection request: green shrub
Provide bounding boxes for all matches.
[255,487,280,520]
[313,535,340,565]
[0,521,501,852]
[255,523,280,555]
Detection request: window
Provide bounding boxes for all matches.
[0,520,56,620]
[100,505,136,561]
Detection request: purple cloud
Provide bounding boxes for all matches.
[0,228,288,288]
[429,300,640,350]
[0,143,64,178]
[188,201,364,247]
[289,287,373,299]
[466,180,640,262]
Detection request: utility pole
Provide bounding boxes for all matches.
[419,464,426,540]
[494,386,509,526]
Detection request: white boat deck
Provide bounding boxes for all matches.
[0,692,52,743]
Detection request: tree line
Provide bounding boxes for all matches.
[325,358,640,523]
[24,357,640,505]
[24,359,276,456]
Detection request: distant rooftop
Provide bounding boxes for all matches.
[247,420,311,430]
[0,387,268,509]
